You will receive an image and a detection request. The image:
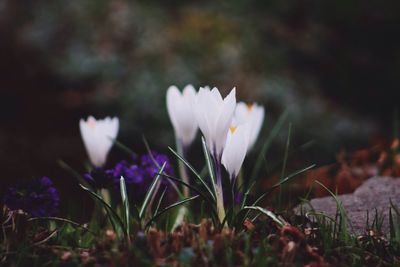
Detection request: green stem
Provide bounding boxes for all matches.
[176,139,190,198]
[214,155,226,226]
[278,123,291,209]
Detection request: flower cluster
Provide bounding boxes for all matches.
[84,151,175,202]
[166,85,265,223]
[166,85,265,179]
[78,86,265,224]
[3,177,60,217]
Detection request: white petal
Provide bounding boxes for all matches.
[166,85,199,146]
[166,86,183,136]
[234,102,250,125]
[233,102,265,150]
[180,85,198,145]
[210,87,223,104]
[79,116,119,167]
[248,106,265,148]
[194,87,213,151]
[194,87,237,159]
[222,123,249,178]
[182,84,196,97]
[214,88,236,157]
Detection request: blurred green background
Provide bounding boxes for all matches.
[0,1,399,209]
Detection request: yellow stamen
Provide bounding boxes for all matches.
[229,126,237,134]
[247,103,254,112]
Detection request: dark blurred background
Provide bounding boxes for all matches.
[0,1,399,211]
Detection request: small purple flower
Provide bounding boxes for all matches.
[3,177,60,217]
[140,151,175,179]
[137,151,176,202]
[83,151,176,203]
[105,161,144,184]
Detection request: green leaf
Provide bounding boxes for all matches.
[278,122,292,208]
[111,138,137,157]
[238,165,314,227]
[240,181,256,210]
[79,184,125,233]
[154,188,167,217]
[251,109,290,182]
[27,217,97,236]
[169,146,216,201]
[243,206,285,227]
[139,162,166,219]
[315,180,352,243]
[58,160,91,189]
[146,195,200,228]
[252,164,315,206]
[143,136,184,199]
[120,176,130,237]
[201,137,218,199]
[159,172,215,205]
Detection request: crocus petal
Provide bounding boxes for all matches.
[210,87,224,103]
[167,85,198,147]
[249,106,265,148]
[222,123,249,179]
[214,87,236,158]
[80,116,119,167]
[194,87,213,150]
[234,102,265,150]
[194,87,237,159]
[166,86,181,130]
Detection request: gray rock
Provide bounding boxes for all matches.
[296,176,400,235]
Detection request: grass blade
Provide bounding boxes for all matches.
[109,137,137,157]
[159,173,215,205]
[120,176,130,237]
[243,206,285,227]
[139,162,166,219]
[79,184,125,233]
[143,136,184,199]
[201,137,218,199]
[154,188,167,217]
[251,109,290,182]
[239,164,315,227]
[27,217,97,235]
[58,160,91,189]
[278,123,292,208]
[315,180,352,243]
[240,181,256,210]
[169,146,216,201]
[146,195,200,228]
[252,164,315,207]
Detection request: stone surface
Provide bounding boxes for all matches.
[296,176,400,235]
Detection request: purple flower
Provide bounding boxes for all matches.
[136,151,175,202]
[3,177,60,217]
[83,151,175,203]
[140,151,175,180]
[105,161,144,184]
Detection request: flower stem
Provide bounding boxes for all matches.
[214,156,226,226]
[173,139,191,229]
[176,139,190,198]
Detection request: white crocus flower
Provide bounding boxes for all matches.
[79,116,119,167]
[221,124,250,179]
[234,102,265,150]
[166,85,198,147]
[194,87,236,159]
